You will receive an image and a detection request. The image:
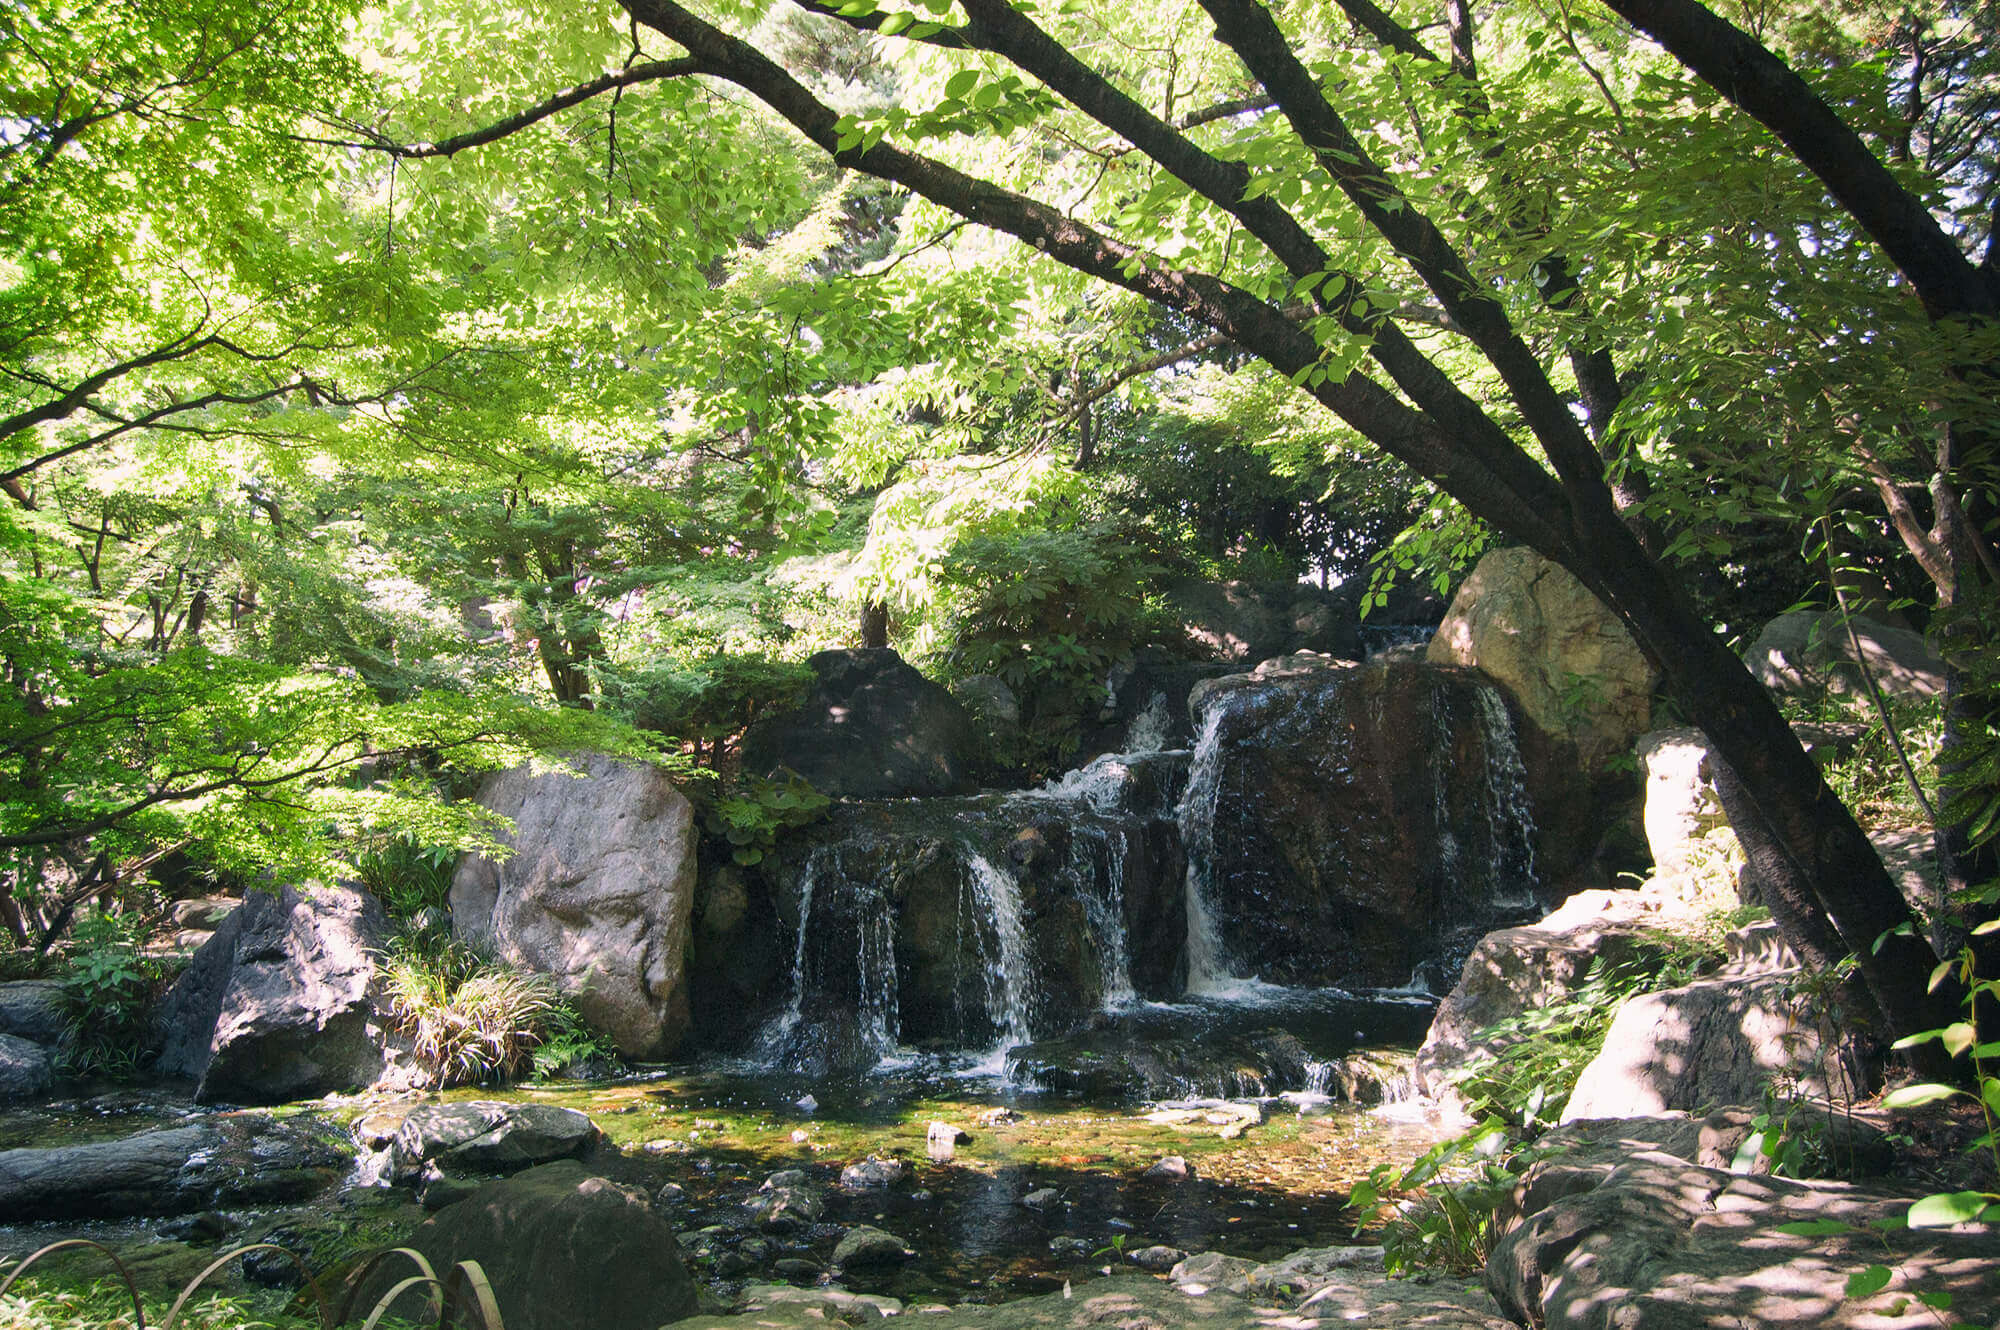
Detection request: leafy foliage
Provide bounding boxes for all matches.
[378,931,563,1087]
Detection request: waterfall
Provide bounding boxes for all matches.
[1471,684,1540,906]
[757,848,822,1061]
[1123,691,1171,753]
[1176,705,1237,993]
[963,853,1035,1057]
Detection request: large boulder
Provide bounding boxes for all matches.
[740,648,978,798]
[1167,580,1362,663]
[1561,967,1860,1121]
[1414,888,1672,1099]
[0,979,70,1044]
[1428,546,1657,777]
[155,883,388,1104]
[354,1160,699,1330]
[1747,610,1946,701]
[0,1115,348,1220]
[1488,1146,1999,1330]
[451,753,698,1060]
[0,1031,54,1101]
[1183,656,1543,988]
[388,1101,599,1180]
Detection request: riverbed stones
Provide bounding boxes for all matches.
[839,1155,906,1189]
[451,753,698,1060]
[155,883,389,1105]
[355,1159,699,1330]
[833,1225,914,1268]
[741,647,979,798]
[1428,546,1656,777]
[0,1114,347,1219]
[1129,1244,1188,1272]
[389,1100,599,1179]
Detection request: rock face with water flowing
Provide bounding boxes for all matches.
[353,1159,699,1330]
[729,757,1187,1074]
[0,1114,348,1219]
[155,883,389,1104]
[1181,657,1541,990]
[451,753,697,1059]
[741,647,979,798]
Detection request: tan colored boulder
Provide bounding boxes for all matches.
[451,754,697,1059]
[1428,547,1656,774]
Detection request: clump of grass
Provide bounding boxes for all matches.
[378,933,560,1088]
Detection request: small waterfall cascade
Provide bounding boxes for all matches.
[1358,623,1436,657]
[757,846,902,1072]
[1176,705,1237,993]
[1470,683,1540,909]
[1122,691,1172,753]
[963,853,1036,1057]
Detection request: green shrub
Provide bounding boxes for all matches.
[53,911,166,1080]
[378,933,561,1088]
[353,840,459,922]
[702,773,830,867]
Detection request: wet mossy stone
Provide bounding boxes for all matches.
[355,1159,698,1330]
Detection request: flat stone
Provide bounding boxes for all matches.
[391,1101,598,1178]
[833,1225,914,1268]
[0,1115,346,1220]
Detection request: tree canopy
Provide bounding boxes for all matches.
[3,0,1996,1042]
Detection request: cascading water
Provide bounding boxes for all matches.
[1471,684,1539,910]
[962,853,1036,1063]
[1175,705,1237,993]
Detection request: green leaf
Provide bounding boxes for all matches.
[1776,1219,1856,1236]
[1907,1192,1991,1228]
[879,11,914,34]
[1844,1266,1892,1299]
[1880,1083,1961,1109]
[945,69,980,98]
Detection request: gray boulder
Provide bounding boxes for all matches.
[1747,610,1946,701]
[1489,1150,1998,1330]
[1428,546,1657,777]
[1561,971,1860,1121]
[389,1101,598,1179]
[1415,888,1670,1098]
[0,1032,54,1100]
[740,647,978,798]
[155,883,388,1104]
[0,1115,347,1219]
[0,979,69,1044]
[451,753,698,1059]
[355,1159,698,1330]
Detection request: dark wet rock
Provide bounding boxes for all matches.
[747,1186,825,1231]
[155,883,388,1105]
[0,1031,54,1100]
[1562,974,1861,1121]
[451,754,698,1059]
[354,1159,697,1330]
[741,648,978,799]
[389,1101,598,1179]
[656,1181,688,1207]
[763,1167,812,1189]
[1489,1150,1999,1330]
[1075,648,1240,760]
[1049,1236,1095,1259]
[834,1225,914,1268]
[418,1172,481,1210]
[156,1210,234,1245]
[1168,580,1362,663]
[0,1114,347,1219]
[838,1156,905,1190]
[1184,657,1546,989]
[1129,1245,1188,1272]
[772,1257,825,1281]
[1144,1155,1195,1181]
[0,979,69,1045]
[1022,1188,1063,1212]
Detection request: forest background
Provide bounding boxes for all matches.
[3,0,1997,1050]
